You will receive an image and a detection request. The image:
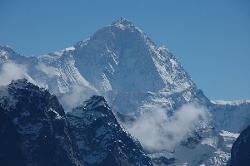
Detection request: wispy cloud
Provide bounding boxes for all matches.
[35,63,59,78]
[60,85,98,112]
[126,104,210,152]
[0,61,98,112]
[0,62,36,86]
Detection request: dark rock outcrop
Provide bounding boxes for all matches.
[230,126,250,166]
[0,79,83,166]
[67,95,153,166]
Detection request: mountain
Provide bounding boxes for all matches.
[0,79,83,166]
[0,18,209,114]
[210,100,250,132]
[0,45,97,111]
[230,125,250,166]
[72,18,209,114]
[0,45,36,64]
[0,18,250,165]
[0,80,153,166]
[37,49,97,111]
[0,18,210,114]
[67,95,152,166]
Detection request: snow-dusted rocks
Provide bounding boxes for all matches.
[67,95,153,166]
[0,80,153,166]
[0,79,83,166]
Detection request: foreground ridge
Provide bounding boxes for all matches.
[67,95,153,166]
[0,80,153,166]
[0,79,83,166]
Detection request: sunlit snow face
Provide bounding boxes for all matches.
[127,103,210,152]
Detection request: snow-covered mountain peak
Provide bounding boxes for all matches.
[0,45,14,52]
[0,45,15,54]
[0,19,201,114]
[112,17,133,26]
[111,17,136,30]
[77,17,152,48]
[71,18,200,113]
[0,45,37,66]
[0,45,19,62]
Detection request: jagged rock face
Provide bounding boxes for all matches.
[67,95,152,166]
[230,126,250,166]
[0,79,83,166]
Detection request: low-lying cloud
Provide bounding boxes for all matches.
[0,62,36,86]
[126,104,210,152]
[36,63,59,78]
[60,85,98,112]
[0,61,98,112]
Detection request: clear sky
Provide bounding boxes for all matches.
[0,0,249,100]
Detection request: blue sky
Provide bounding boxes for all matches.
[0,0,249,100]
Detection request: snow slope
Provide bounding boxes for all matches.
[72,18,209,114]
[0,45,97,111]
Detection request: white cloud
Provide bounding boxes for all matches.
[126,104,210,152]
[60,85,98,112]
[0,61,98,112]
[0,62,36,86]
[36,63,59,78]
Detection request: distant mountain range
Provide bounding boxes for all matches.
[0,18,249,165]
